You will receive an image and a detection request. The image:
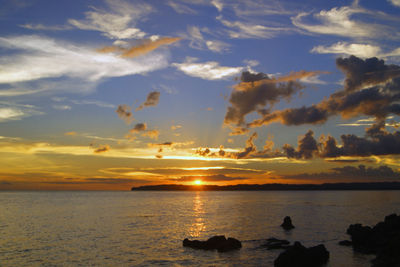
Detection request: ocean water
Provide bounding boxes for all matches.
[0,191,399,266]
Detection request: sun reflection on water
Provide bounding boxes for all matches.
[189,192,206,237]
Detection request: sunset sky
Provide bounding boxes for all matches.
[1,0,400,190]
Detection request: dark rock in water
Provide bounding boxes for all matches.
[261,238,290,250]
[183,235,242,252]
[338,240,352,246]
[344,213,400,267]
[274,241,329,267]
[281,216,295,230]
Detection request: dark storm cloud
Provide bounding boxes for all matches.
[224,71,318,126]
[282,130,318,159]
[115,104,134,124]
[285,122,400,159]
[196,132,284,160]
[227,56,400,131]
[336,55,400,92]
[93,144,110,153]
[136,91,160,111]
[130,122,147,133]
[284,165,400,181]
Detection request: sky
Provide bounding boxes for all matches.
[1,0,400,190]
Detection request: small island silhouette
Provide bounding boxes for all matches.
[131,182,400,191]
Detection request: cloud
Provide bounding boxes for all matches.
[173,59,243,80]
[71,100,115,108]
[171,124,182,130]
[284,165,400,181]
[64,132,77,136]
[136,91,160,111]
[115,105,134,124]
[98,37,181,58]
[196,132,283,160]
[0,103,43,122]
[311,42,382,58]
[52,104,71,110]
[68,0,152,39]
[126,123,159,140]
[224,70,323,126]
[186,26,230,53]
[280,121,400,159]
[218,16,292,39]
[388,0,400,7]
[172,174,247,182]
[0,35,169,84]
[130,123,147,133]
[20,23,72,31]
[243,56,400,129]
[141,130,159,140]
[282,130,318,159]
[291,3,400,39]
[167,1,196,14]
[93,144,110,153]
[311,42,400,60]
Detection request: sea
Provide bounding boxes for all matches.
[0,191,399,266]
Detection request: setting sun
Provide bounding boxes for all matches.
[194,180,202,185]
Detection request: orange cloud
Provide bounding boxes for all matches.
[98,37,181,58]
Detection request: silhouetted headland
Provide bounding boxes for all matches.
[131,182,400,191]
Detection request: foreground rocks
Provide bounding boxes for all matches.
[183,235,242,252]
[281,216,295,230]
[344,213,400,267]
[274,241,329,267]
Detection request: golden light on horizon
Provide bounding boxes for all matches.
[194,180,202,185]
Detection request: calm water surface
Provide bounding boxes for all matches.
[0,191,399,266]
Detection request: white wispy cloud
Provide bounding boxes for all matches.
[71,100,116,108]
[52,105,72,110]
[311,42,382,58]
[20,23,72,31]
[218,16,291,39]
[389,0,400,7]
[172,59,243,80]
[68,0,152,40]
[292,4,400,39]
[311,42,400,59]
[167,1,196,14]
[0,35,169,84]
[186,26,230,53]
[0,103,43,122]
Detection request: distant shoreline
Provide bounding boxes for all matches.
[131,182,400,191]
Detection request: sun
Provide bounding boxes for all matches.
[194,180,202,185]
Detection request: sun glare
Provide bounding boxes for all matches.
[194,180,202,185]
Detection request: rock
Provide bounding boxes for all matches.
[274,241,329,267]
[281,216,295,230]
[338,240,352,246]
[344,213,400,267]
[261,238,290,250]
[183,235,242,252]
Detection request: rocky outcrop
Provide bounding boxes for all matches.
[274,241,329,267]
[183,235,242,252]
[261,238,290,250]
[345,213,400,267]
[281,216,295,230]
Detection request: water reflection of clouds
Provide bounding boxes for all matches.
[189,192,206,237]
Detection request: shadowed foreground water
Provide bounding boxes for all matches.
[0,191,399,266]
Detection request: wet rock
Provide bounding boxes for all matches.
[344,213,400,267]
[183,235,242,252]
[281,216,295,230]
[274,241,329,267]
[261,238,290,250]
[338,240,352,246]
